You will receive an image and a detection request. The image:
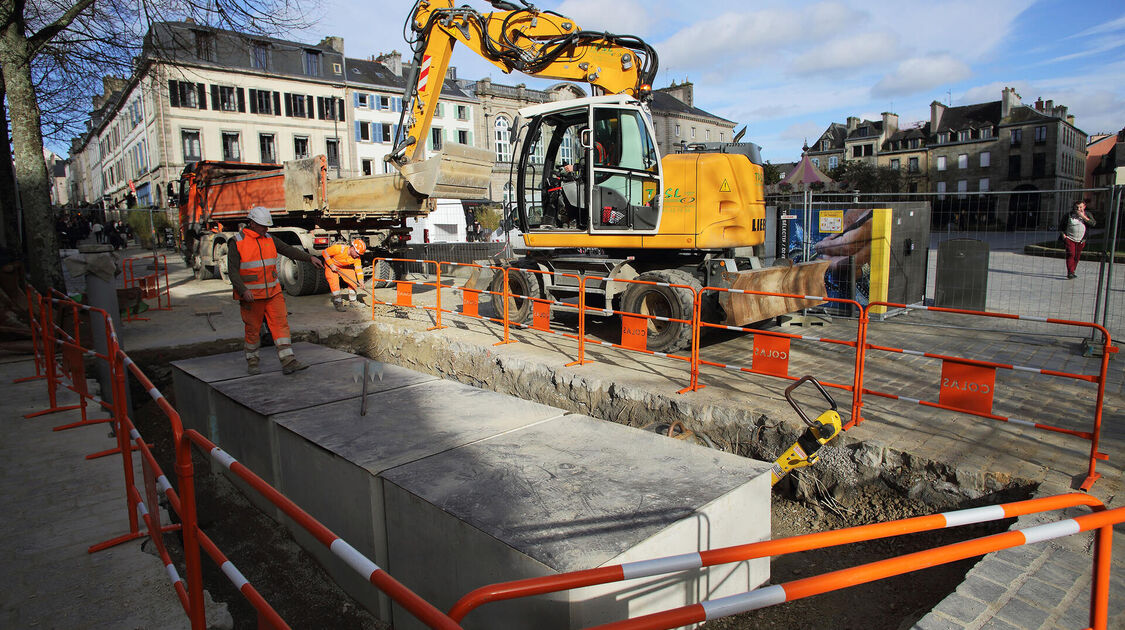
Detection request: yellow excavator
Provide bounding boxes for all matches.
[386,0,828,353]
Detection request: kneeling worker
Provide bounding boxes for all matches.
[323,238,367,311]
[228,206,325,375]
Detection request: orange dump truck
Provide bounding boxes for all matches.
[174,155,435,294]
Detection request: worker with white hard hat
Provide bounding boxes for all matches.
[227,206,325,375]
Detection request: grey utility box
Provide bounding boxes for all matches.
[935,238,989,310]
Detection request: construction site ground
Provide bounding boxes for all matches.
[5,243,1124,630]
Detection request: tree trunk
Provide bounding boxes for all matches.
[0,69,23,251]
[0,8,64,293]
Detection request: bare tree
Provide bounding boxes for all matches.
[0,0,315,292]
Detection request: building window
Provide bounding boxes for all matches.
[431,128,443,152]
[217,86,240,112]
[958,130,970,142]
[435,103,444,118]
[285,93,309,118]
[909,138,920,149]
[979,177,990,192]
[938,132,948,144]
[221,132,240,162]
[1035,125,1047,144]
[357,121,370,142]
[259,133,276,164]
[980,127,992,139]
[1032,153,1046,177]
[195,31,215,62]
[937,155,947,171]
[304,50,321,76]
[957,179,967,199]
[251,42,269,69]
[828,156,838,170]
[317,96,345,121]
[377,95,391,110]
[675,124,680,138]
[958,154,968,169]
[1008,155,1021,179]
[181,130,201,163]
[456,105,469,120]
[853,145,863,158]
[811,157,820,168]
[980,151,990,168]
[294,136,309,160]
[1011,128,1022,145]
[890,158,900,170]
[495,117,511,162]
[908,157,919,173]
[719,132,725,142]
[169,80,203,108]
[691,127,696,139]
[458,129,469,145]
[250,89,277,115]
[856,127,868,137]
[357,93,368,108]
[362,159,373,176]
[936,181,946,199]
[325,138,339,168]
[378,123,392,143]
[705,129,711,141]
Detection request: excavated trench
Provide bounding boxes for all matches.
[130,321,1035,630]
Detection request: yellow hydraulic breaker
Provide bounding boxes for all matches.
[770,375,844,485]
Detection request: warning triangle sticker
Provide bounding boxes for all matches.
[719,179,731,192]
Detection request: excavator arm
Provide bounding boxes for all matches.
[390,0,658,166]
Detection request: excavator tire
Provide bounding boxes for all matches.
[215,243,230,285]
[279,257,322,296]
[370,260,396,289]
[619,269,700,354]
[488,266,541,323]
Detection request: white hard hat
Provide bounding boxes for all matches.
[247,206,273,226]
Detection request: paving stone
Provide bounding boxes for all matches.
[937,593,990,624]
[912,612,966,630]
[996,597,1052,629]
[978,617,1022,630]
[956,577,1009,605]
[1014,578,1068,613]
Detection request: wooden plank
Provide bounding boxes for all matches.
[719,260,832,326]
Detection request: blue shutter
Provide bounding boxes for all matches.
[392,125,399,146]
[394,97,402,112]
[369,93,376,109]
[374,123,383,143]
[353,93,360,108]
[354,121,362,142]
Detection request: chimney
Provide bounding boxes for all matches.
[318,36,345,55]
[1034,97,1044,111]
[1001,87,1021,118]
[928,100,945,131]
[846,116,860,131]
[881,112,899,135]
[1045,99,1053,111]
[658,81,693,107]
[1067,115,1076,127]
[376,50,403,76]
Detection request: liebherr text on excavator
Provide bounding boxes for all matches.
[388,0,828,353]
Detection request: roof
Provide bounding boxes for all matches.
[810,123,847,152]
[648,91,733,125]
[934,101,1002,132]
[782,152,834,187]
[345,57,472,99]
[1004,104,1057,126]
[845,120,883,141]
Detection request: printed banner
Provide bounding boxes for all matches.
[752,334,790,377]
[938,360,996,415]
[621,315,648,351]
[395,281,413,307]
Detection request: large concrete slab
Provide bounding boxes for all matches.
[383,414,772,630]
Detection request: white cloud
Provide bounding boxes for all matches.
[791,31,899,74]
[872,55,971,97]
[555,0,658,37]
[777,121,827,141]
[1068,12,1125,39]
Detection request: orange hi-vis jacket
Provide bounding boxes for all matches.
[232,229,281,300]
[322,243,364,285]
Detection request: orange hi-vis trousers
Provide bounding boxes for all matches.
[326,267,362,301]
[240,293,293,364]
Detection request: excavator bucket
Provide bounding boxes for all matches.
[719,260,833,326]
[399,143,494,199]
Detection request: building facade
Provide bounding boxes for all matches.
[649,81,736,155]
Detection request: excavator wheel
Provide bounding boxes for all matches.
[619,269,700,354]
[488,266,541,323]
[370,260,397,289]
[215,243,230,285]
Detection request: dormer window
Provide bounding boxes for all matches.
[194,31,215,62]
[304,50,321,76]
[938,132,949,143]
[958,130,970,142]
[251,42,269,70]
[857,127,867,137]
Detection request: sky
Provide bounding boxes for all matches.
[298,0,1125,164]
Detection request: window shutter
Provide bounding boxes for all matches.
[369,93,375,109]
[210,85,220,111]
[316,97,324,120]
[392,125,399,146]
[249,89,258,114]
[337,98,345,121]
[168,81,180,107]
[467,130,473,146]
[354,93,360,108]
[237,88,246,112]
[306,95,314,119]
[354,121,362,142]
[374,123,383,143]
[284,93,292,117]
[394,97,402,112]
[196,83,207,109]
[272,92,281,116]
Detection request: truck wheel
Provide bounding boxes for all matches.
[279,257,321,296]
[216,244,230,285]
[488,266,541,323]
[370,260,396,289]
[619,269,699,354]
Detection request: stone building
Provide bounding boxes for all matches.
[649,81,736,155]
[877,123,930,193]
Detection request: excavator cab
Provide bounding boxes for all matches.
[515,95,662,236]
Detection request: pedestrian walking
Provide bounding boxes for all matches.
[1061,199,1095,279]
[322,239,367,311]
[91,221,103,244]
[228,206,325,374]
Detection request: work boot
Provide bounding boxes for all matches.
[246,359,261,375]
[333,299,347,312]
[281,359,308,375]
[349,299,363,309]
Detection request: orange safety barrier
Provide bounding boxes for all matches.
[688,287,866,418]
[122,253,173,319]
[12,284,47,384]
[860,301,1117,491]
[450,493,1116,630]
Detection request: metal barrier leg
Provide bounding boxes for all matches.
[565,275,593,366]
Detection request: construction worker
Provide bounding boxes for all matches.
[323,238,367,311]
[228,206,325,375]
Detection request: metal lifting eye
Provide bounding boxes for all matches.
[621,53,632,70]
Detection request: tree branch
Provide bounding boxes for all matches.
[27,0,100,56]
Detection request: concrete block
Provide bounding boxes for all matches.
[382,415,772,630]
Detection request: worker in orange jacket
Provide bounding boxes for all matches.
[228,206,324,375]
[323,239,367,311]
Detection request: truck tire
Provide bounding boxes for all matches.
[215,244,230,285]
[618,269,699,354]
[279,256,321,296]
[370,260,396,289]
[488,266,541,323]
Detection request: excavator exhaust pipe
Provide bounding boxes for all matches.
[399,144,494,199]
